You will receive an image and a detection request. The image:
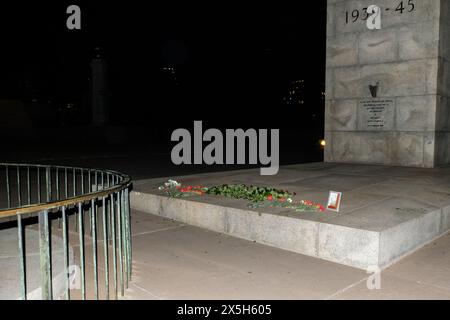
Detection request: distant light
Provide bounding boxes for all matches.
[320,139,326,147]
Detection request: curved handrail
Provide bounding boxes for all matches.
[0,163,131,217]
[0,162,133,300]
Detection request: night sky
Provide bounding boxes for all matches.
[0,1,326,164]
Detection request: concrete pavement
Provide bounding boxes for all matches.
[122,210,450,300]
[4,208,448,300]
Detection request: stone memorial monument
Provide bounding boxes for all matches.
[91,47,110,126]
[325,0,450,167]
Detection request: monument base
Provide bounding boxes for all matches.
[130,163,450,270]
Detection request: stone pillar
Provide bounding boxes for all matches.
[91,48,109,126]
[325,0,450,167]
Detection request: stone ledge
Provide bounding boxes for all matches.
[130,189,450,270]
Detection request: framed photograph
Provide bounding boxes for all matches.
[327,191,342,212]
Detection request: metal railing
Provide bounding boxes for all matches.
[0,163,132,300]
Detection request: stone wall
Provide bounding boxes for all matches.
[436,1,450,165]
[325,0,450,167]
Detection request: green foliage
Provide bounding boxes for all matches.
[166,189,197,198]
[206,184,293,202]
[158,181,324,212]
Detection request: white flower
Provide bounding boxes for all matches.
[167,179,181,187]
[287,198,293,203]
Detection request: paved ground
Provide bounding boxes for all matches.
[120,210,450,300]
[2,208,450,300]
[0,226,72,300]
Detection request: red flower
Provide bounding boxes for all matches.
[267,195,273,201]
[279,197,286,202]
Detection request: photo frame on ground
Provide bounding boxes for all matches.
[327,191,342,212]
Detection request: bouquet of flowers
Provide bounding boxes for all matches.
[158,180,207,197]
[158,180,325,212]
